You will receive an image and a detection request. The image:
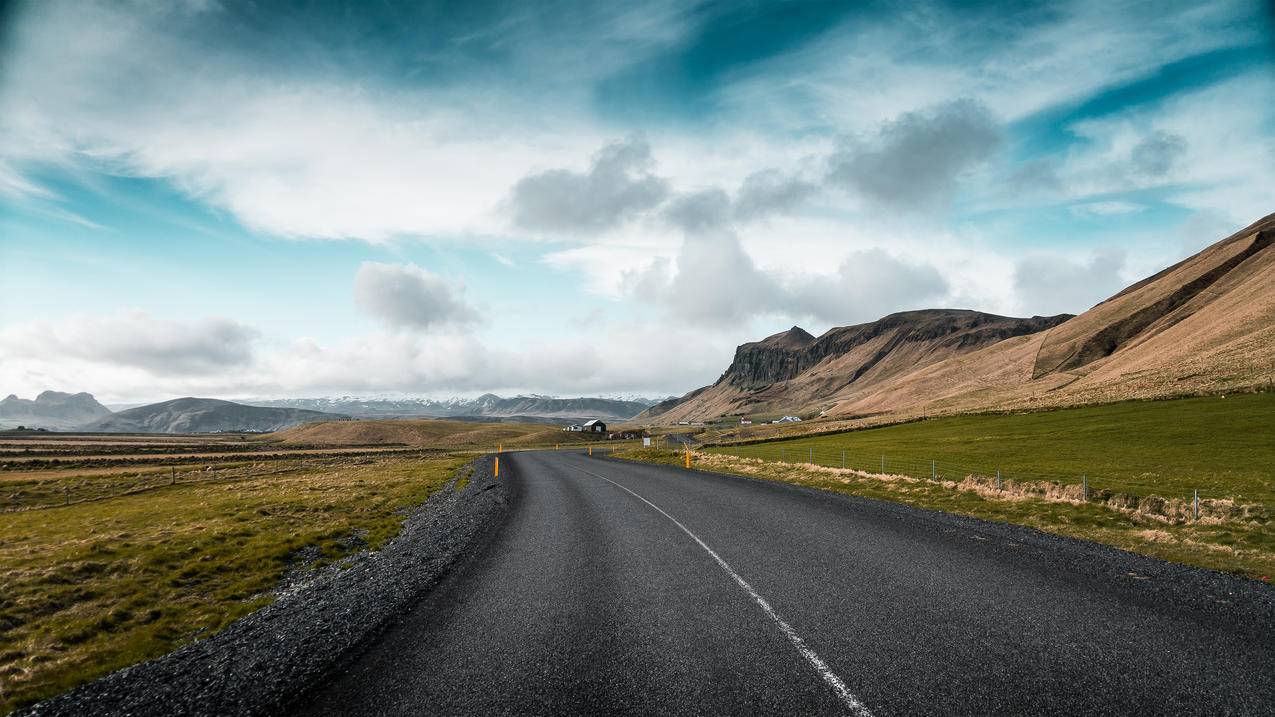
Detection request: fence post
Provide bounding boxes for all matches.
[1082,474,1087,501]
[931,460,936,481]
[1193,488,1199,520]
[841,450,846,469]
[996,469,1001,491]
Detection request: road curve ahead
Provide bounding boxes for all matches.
[291,451,1274,716]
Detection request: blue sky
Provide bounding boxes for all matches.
[1,0,1273,403]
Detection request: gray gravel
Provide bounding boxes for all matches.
[16,455,509,717]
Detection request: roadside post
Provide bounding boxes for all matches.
[841,450,846,469]
[495,455,500,477]
[996,469,1002,491]
[931,460,936,481]
[1082,474,1087,501]
[1194,488,1200,520]
[809,447,813,464]
[588,446,593,457]
[684,445,691,469]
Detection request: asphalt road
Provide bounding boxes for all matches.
[290,450,1275,716]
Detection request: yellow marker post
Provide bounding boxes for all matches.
[494,455,500,477]
[684,445,691,469]
[588,445,593,457]
[498,444,502,453]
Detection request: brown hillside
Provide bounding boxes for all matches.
[640,309,1071,423]
[644,212,1275,427]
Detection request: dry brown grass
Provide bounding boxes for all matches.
[273,419,592,447]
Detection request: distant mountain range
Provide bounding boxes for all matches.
[245,394,661,423]
[2,391,664,432]
[0,391,112,430]
[78,398,347,434]
[642,212,1275,426]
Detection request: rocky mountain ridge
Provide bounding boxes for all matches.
[0,391,112,429]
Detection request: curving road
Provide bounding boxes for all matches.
[290,450,1275,716]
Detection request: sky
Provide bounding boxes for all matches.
[1,0,1273,404]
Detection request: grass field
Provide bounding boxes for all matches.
[0,439,469,714]
[710,393,1275,506]
[617,394,1275,581]
[616,447,1274,581]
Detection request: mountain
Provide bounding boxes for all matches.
[246,394,655,423]
[640,310,1071,423]
[0,391,112,429]
[642,212,1275,425]
[78,398,347,434]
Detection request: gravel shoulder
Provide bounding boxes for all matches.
[16,455,509,717]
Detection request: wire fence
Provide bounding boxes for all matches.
[2,441,642,512]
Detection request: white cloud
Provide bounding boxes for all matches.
[507,137,670,234]
[826,98,1002,209]
[0,310,733,403]
[354,262,481,331]
[1012,248,1128,316]
[0,310,259,376]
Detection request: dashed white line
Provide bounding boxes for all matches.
[569,463,874,717]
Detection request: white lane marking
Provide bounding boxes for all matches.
[570,463,874,717]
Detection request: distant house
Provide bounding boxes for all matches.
[582,419,606,433]
[740,419,752,425]
[773,415,802,424]
[565,424,583,432]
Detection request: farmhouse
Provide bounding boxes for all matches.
[582,419,607,433]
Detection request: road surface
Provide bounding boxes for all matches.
[291,450,1274,715]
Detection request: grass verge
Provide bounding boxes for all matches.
[613,448,1274,582]
[709,393,1275,506]
[0,453,468,714]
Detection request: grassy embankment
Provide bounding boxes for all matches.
[617,394,1274,579]
[0,451,469,714]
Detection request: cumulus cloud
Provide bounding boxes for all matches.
[733,170,819,221]
[826,98,1002,208]
[508,137,670,234]
[627,222,949,328]
[0,310,258,375]
[787,250,951,324]
[1013,249,1128,316]
[1129,130,1188,177]
[353,262,481,331]
[661,188,733,234]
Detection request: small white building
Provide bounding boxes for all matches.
[773,415,802,424]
